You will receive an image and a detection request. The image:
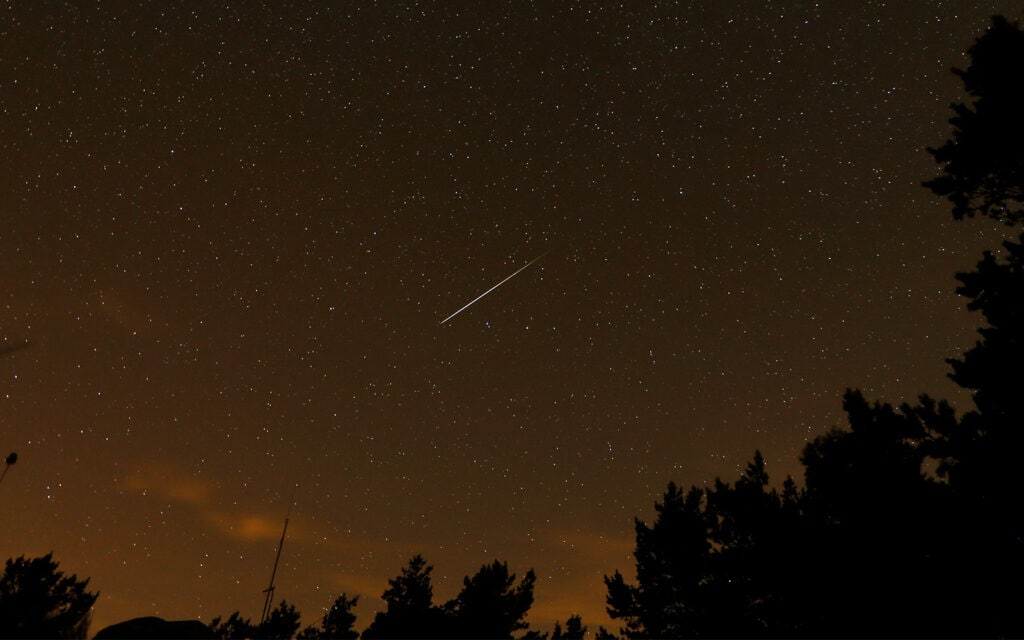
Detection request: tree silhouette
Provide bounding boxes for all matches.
[361,555,538,639]
[946,238,1024,435]
[925,15,1024,223]
[797,392,961,635]
[905,238,1024,636]
[916,242,1024,494]
[605,394,1014,637]
[604,482,712,638]
[257,601,301,640]
[209,601,300,640]
[444,560,536,639]
[593,627,619,640]
[921,13,1024,636]
[704,452,806,635]
[0,554,97,639]
[802,392,927,516]
[605,453,815,637]
[297,593,359,640]
[551,614,586,640]
[361,555,449,639]
[209,611,256,639]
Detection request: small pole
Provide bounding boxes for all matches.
[260,516,289,624]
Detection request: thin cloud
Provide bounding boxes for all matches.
[122,464,295,543]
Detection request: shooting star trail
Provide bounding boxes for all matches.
[440,252,548,325]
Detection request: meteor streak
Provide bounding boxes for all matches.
[440,252,548,325]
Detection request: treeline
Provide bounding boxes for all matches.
[205,557,587,640]
[0,554,588,640]
[3,13,1024,640]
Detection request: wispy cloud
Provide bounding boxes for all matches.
[124,468,212,505]
[210,512,289,542]
[123,464,294,543]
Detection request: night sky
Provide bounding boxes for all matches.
[2,2,1020,634]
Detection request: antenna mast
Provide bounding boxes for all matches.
[260,515,289,624]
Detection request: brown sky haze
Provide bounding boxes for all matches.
[2,2,1022,634]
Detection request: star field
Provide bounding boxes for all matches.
[1,1,1019,633]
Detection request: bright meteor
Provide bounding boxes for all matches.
[440,252,548,325]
